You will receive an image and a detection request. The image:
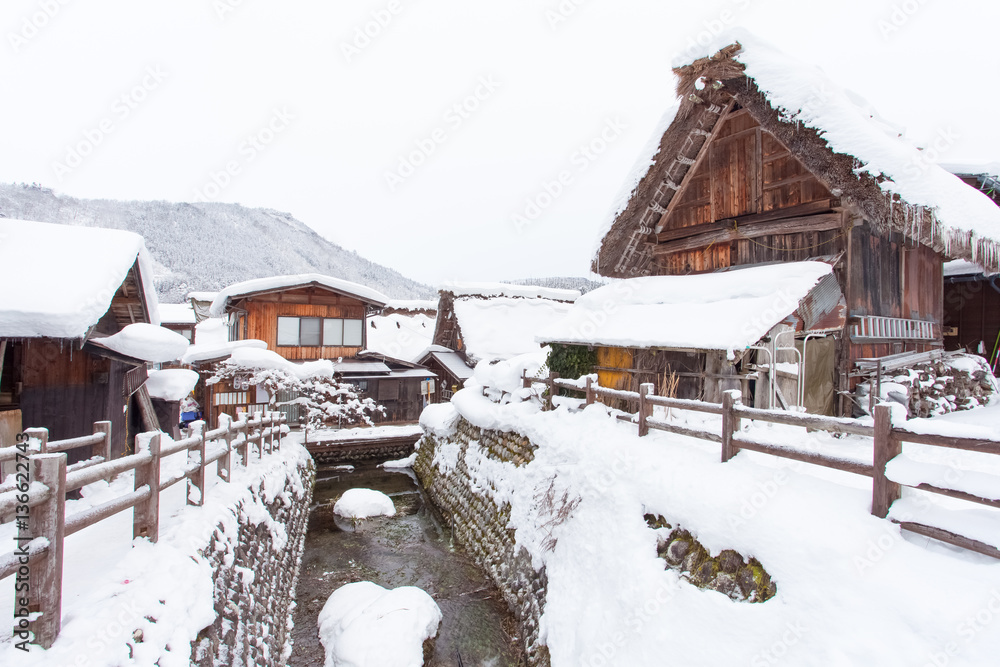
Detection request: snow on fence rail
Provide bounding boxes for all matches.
[0,412,287,649]
[522,371,1000,561]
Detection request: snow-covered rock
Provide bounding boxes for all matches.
[318,582,441,667]
[333,489,396,519]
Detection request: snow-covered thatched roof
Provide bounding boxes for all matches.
[210,273,389,317]
[595,31,1000,277]
[0,218,159,339]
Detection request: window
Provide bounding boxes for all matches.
[323,319,344,346]
[300,318,322,347]
[344,319,363,346]
[277,316,365,347]
[277,317,300,346]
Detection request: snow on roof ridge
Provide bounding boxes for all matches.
[441,281,580,302]
[384,299,438,310]
[210,273,389,317]
[0,218,159,338]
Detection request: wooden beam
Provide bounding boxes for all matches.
[893,521,1000,560]
[655,100,736,233]
[657,198,838,243]
[652,211,843,256]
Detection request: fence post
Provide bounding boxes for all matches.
[522,371,531,390]
[189,422,206,507]
[721,389,742,463]
[238,417,249,466]
[545,372,560,411]
[24,427,48,454]
[24,453,66,649]
[872,404,901,518]
[638,383,654,437]
[585,376,595,406]
[92,421,111,463]
[218,416,232,483]
[133,433,161,542]
[267,414,275,454]
[255,412,263,458]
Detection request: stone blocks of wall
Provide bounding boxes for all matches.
[192,455,316,667]
[414,419,549,667]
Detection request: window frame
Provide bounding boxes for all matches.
[276,315,366,347]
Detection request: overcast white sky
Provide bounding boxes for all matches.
[1,0,998,286]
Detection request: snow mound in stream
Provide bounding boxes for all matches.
[318,582,442,667]
[333,488,396,519]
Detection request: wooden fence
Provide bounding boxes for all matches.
[524,372,1000,561]
[0,412,287,648]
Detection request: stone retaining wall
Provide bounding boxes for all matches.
[192,454,316,667]
[414,419,549,667]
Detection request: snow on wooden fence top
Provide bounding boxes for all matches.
[0,218,159,338]
[209,273,390,317]
[538,261,833,354]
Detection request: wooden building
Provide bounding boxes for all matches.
[211,273,389,362]
[159,302,197,343]
[943,260,1000,370]
[0,219,161,458]
[208,274,437,424]
[432,283,579,366]
[584,38,1000,415]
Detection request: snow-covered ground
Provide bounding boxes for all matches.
[421,355,1000,666]
[0,433,311,665]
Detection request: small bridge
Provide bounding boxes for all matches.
[304,426,422,465]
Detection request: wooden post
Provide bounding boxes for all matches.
[638,383,654,437]
[92,421,111,463]
[522,371,531,390]
[721,389,742,463]
[24,453,66,649]
[585,376,595,406]
[255,412,263,458]
[24,427,48,454]
[238,419,249,466]
[267,414,275,454]
[545,371,560,411]
[218,417,232,483]
[133,433,161,542]
[872,404,901,518]
[189,423,206,507]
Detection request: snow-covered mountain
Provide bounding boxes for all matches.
[0,183,435,302]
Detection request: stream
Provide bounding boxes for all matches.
[289,464,524,667]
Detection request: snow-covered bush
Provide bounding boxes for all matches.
[208,363,383,429]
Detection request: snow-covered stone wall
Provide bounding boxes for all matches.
[414,420,548,667]
[191,453,315,667]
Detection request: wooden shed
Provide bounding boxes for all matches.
[590,37,1000,415]
[0,219,161,458]
[432,283,579,365]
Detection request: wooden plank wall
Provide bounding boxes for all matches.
[656,106,838,276]
[18,341,129,460]
[243,300,366,361]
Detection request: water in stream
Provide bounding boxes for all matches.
[290,464,524,667]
